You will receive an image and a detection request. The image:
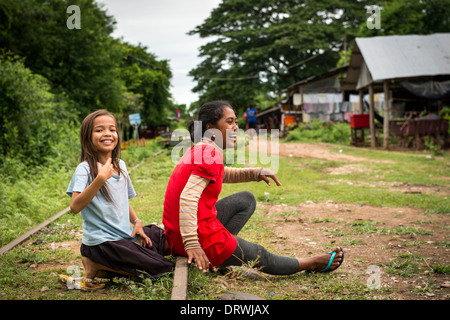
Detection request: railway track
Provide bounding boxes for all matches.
[0,150,189,299]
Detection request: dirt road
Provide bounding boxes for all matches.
[251,141,449,300]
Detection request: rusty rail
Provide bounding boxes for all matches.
[0,151,153,255]
[0,207,70,255]
[0,148,189,299]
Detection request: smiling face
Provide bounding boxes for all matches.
[208,106,238,149]
[91,115,118,157]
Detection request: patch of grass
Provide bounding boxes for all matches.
[329,145,450,187]
[321,220,382,236]
[341,238,366,246]
[224,151,449,211]
[386,253,424,277]
[279,211,300,217]
[311,218,340,223]
[322,220,433,237]
[404,241,424,246]
[385,226,433,236]
[426,206,450,214]
[285,120,351,145]
[0,243,136,300]
[432,263,450,275]
[115,271,175,300]
[1,139,448,300]
[438,241,450,247]
[347,220,382,234]
[282,273,377,300]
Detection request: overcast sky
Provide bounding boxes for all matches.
[98,0,222,107]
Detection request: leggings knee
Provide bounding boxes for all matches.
[238,191,256,209]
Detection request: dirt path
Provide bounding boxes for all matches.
[279,142,383,162]
[257,201,449,299]
[25,141,449,300]
[249,139,392,163]
[250,142,450,300]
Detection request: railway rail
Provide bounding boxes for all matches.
[0,149,189,300]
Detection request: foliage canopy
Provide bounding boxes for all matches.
[188,0,450,112]
[0,0,173,124]
[188,0,372,111]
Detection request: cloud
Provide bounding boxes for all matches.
[99,0,221,106]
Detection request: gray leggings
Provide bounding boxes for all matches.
[216,191,299,275]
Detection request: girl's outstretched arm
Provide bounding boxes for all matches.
[223,167,262,183]
[257,168,282,186]
[223,167,282,186]
[70,159,114,214]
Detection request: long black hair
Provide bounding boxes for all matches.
[188,100,236,143]
[80,109,123,203]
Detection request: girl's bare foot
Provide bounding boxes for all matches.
[297,247,344,272]
[81,257,132,290]
[82,256,134,281]
[82,256,103,279]
[81,257,107,289]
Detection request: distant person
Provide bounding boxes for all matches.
[246,104,257,130]
[65,109,174,290]
[246,104,258,138]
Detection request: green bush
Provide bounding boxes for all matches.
[0,165,73,246]
[285,120,351,145]
[0,54,80,246]
[439,106,450,135]
[0,53,80,175]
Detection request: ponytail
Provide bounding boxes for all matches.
[188,100,235,143]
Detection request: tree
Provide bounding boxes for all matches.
[0,0,174,127]
[0,53,78,172]
[118,42,172,126]
[357,0,450,37]
[0,0,124,117]
[188,0,370,111]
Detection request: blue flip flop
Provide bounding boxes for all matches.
[306,247,344,273]
[319,247,344,273]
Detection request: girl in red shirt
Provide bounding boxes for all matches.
[163,101,343,275]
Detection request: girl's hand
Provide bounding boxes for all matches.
[131,220,152,248]
[97,158,114,182]
[258,168,282,186]
[186,247,211,272]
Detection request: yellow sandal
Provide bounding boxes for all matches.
[58,274,107,291]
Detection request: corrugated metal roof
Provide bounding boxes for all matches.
[286,66,348,92]
[355,33,450,83]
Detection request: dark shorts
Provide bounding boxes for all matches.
[80,224,174,278]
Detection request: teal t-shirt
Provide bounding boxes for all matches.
[66,159,137,246]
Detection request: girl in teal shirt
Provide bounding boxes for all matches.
[66,110,173,290]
